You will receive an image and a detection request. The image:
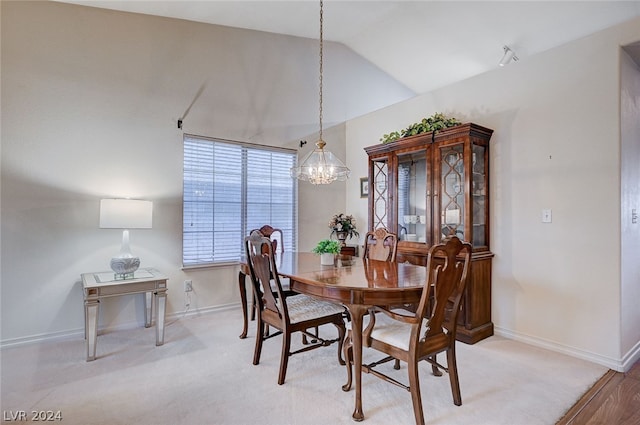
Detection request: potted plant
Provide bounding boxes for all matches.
[329,213,359,246]
[312,239,341,265]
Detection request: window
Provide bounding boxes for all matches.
[183,134,297,266]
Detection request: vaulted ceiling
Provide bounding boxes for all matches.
[57,1,640,95]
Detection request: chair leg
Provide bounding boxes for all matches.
[394,358,401,370]
[277,331,292,385]
[341,331,353,391]
[431,354,443,376]
[446,347,462,406]
[250,291,257,321]
[408,358,425,425]
[253,318,265,365]
[239,271,249,339]
[335,321,346,366]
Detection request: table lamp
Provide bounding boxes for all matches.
[100,199,153,279]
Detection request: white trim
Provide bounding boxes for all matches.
[0,328,83,349]
[5,313,637,373]
[494,326,638,372]
[621,340,640,372]
[0,303,240,349]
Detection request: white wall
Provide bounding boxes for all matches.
[0,1,412,343]
[346,17,640,371]
[620,46,640,361]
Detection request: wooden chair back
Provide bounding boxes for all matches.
[362,228,398,262]
[245,231,288,323]
[415,236,472,341]
[250,225,285,254]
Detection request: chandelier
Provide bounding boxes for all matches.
[291,0,350,185]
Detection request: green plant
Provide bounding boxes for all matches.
[329,213,359,239]
[380,112,461,144]
[312,239,341,255]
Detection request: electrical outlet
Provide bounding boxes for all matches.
[184,280,193,292]
[541,209,552,223]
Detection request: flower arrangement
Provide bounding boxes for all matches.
[329,213,359,239]
[312,239,341,255]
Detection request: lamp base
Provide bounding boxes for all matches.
[110,256,140,280]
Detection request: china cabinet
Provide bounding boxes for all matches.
[364,122,493,344]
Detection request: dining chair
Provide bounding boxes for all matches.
[243,225,320,344]
[245,231,346,385]
[342,236,472,425]
[344,228,400,368]
[247,225,291,322]
[362,228,398,261]
[239,225,287,339]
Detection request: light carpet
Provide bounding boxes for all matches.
[1,309,607,425]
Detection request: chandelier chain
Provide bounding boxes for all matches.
[289,0,350,184]
[319,0,323,142]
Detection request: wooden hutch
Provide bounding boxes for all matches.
[364,122,494,344]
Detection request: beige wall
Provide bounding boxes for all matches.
[345,17,640,371]
[0,1,411,343]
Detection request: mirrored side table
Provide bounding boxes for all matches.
[81,268,168,361]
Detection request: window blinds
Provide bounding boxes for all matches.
[183,135,297,266]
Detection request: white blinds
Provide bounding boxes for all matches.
[183,135,297,266]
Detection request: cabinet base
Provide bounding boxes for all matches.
[456,322,494,345]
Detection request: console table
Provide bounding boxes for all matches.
[81,268,168,361]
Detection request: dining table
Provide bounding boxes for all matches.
[238,252,427,421]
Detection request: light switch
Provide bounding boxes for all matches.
[542,209,552,223]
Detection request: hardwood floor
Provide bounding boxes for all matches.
[557,360,640,425]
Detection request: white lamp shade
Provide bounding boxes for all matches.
[99,199,153,229]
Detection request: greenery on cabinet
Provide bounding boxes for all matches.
[380,112,461,144]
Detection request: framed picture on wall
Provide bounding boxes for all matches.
[360,177,369,198]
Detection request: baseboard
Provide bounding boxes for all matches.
[0,328,84,349]
[4,308,638,373]
[495,326,638,372]
[621,339,640,372]
[0,302,241,349]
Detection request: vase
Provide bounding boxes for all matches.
[110,229,140,279]
[336,231,348,247]
[320,253,335,266]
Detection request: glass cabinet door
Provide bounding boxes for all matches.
[396,150,427,243]
[471,143,488,248]
[371,158,390,231]
[438,144,465,243]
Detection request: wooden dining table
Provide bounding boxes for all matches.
[238,252,427,421]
